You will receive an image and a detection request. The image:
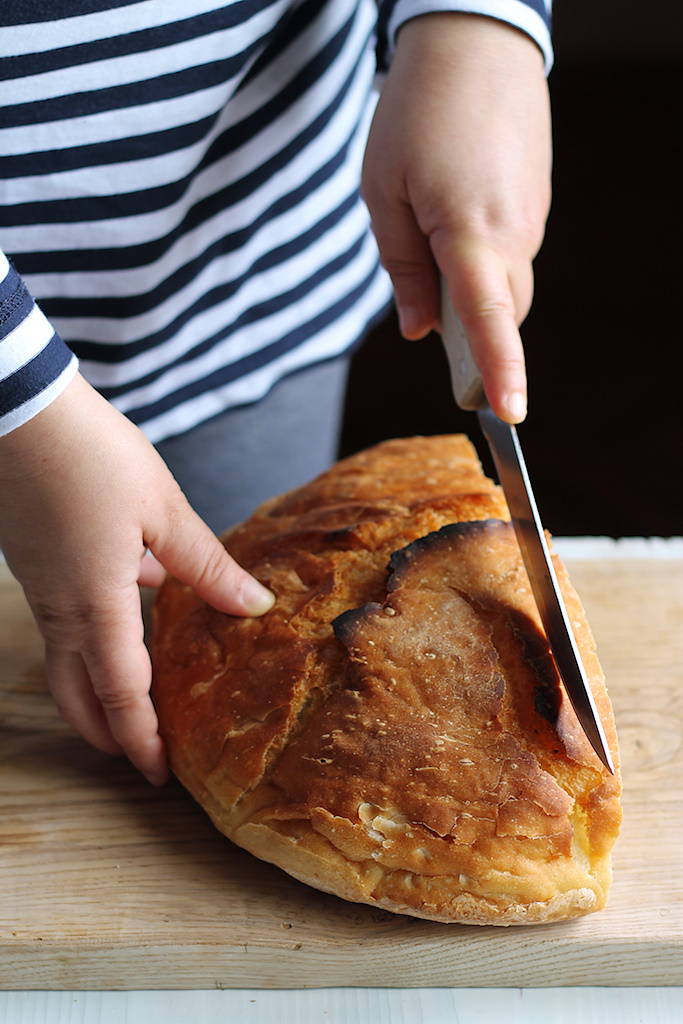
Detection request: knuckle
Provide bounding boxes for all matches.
[511,209,546,257]
[30,597,96,645]
[159,489,191,538]
[380,256,429,280]
[464,295,518,326]
[193,543,231,592]
[97,690,136,713]
[477,347,526,382]
[94,677,147,713]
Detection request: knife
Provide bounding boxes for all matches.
[439,277,615,773]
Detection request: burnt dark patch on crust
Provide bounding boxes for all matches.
[533,682,561,724]
[386,519,508,591]
[332,603,385,648]
[332,517,567,757]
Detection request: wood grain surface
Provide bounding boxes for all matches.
[1,558,681,990]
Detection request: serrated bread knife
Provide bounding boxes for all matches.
[439,278,614,773]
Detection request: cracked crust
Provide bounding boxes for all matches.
[151,435,621,925]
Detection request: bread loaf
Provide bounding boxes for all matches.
[151,435,621,925]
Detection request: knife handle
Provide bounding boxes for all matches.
[439,275,485,411]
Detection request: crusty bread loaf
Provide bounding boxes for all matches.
[151,435,621,925]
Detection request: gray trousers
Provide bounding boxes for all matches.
[155,357,351,535]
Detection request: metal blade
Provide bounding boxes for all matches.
[439,277,614,772]
[477,403,615,773]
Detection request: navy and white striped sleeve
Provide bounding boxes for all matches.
[0,248,79,438]
[377,1,553,74]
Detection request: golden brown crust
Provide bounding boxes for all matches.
[152,435,621,925]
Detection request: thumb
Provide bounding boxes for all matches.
[146,502,275,617]
[384,214,440,340]
[363,187,440,340]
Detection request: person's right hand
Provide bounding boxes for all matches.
[362,14,552,423]
[0,372,275,785]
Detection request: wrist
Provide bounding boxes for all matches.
[0,372,89,484]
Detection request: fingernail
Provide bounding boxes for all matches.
[241,577,276,616]
[506,391,527,423]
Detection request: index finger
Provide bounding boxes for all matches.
[437,241,530,423]
[76,586,168,785]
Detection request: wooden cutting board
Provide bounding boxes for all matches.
[0,557,681,990]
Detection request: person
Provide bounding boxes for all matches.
[0,1,553,785]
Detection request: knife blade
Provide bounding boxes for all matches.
[439,278,614,773]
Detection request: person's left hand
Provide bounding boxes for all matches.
[0,373,275,786]
[362,13,552,423]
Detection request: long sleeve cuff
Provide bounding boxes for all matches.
[0,250,78,438]
[377,0,553,75]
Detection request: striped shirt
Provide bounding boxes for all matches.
[0,0,552,442]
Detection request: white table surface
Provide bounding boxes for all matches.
[1,987,682,1023]
[3,539,682,1021]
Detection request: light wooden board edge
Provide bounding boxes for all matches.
[1,936,681,990]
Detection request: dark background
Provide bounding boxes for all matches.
[340,2,682,537]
